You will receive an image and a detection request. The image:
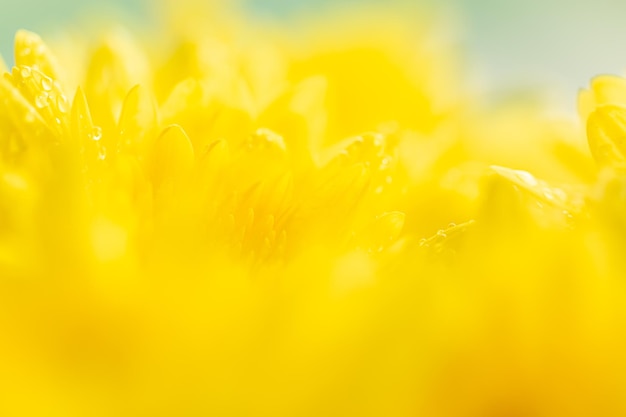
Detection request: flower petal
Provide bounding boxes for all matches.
[586,104,626,168]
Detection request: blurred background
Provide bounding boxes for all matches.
[0,0,625,112]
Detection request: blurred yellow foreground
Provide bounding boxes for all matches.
[1,1,626,416]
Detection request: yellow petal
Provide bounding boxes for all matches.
[579,75,626,124]
[84,30,150,134]
[591,75,626,106]
[14,30,61,80]
[152,124,195,185]
[8,66,70,139]
[257,76,326,169]
[490,165,582,217]
[0,53,7,73]
[586,104,626,168]
[196,139,230,188]
[160,78,203,124]
[70,87,95,144]
[0,75,52,146]
[118,84,159,154]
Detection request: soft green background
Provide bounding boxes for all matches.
[1,0,625,109]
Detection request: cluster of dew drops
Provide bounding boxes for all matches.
[9,59,106,161]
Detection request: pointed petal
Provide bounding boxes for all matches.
[196,138,230,189]
[0,54,7,73]
[118,84,159,153]
[14,30,61,80]
[586,104,626,168]
[152,125,195,185]
[70,86,95,144]
[84,30,150,134]
[490,165,581,214]
[0,75,52,145]
[8,66,69,139]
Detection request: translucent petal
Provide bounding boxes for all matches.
[70,87,95,144]
[14,30,61,80]
[84,30,150,135]
[118,84,159,154]
[160,78,203,124]
[591,76,626,107]
[491,165,579,213]
[0,53,7,73]
[0,75,52,145]
[586,104,626,168]
[8,66,69,139]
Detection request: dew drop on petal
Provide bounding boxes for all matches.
[491,166,539,188]
[20,66,31,78]
[91,126,102,141]
[514,170,538,187]
[97,144,107,160]
[542,188,556,201]
[41,76,52,91]
[35,93,48,109]
[56,94,68,113]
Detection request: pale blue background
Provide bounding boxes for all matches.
[1,0,626,110]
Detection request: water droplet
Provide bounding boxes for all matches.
[55,118,61,125]
[35,93,48,109]
[20,66,31,78]
[372,134,384,147]
[56,94,68,113]
[91,126,102,141]
[492,166,539,188]
[419,238,427,247]
[542,189,556,201]
[40,76,52,91]
[448,222,457,228]
[514,170,538,187]
[436,229,447,238]
[97,145,107,160]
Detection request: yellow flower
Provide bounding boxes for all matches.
[0,2,625,417]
